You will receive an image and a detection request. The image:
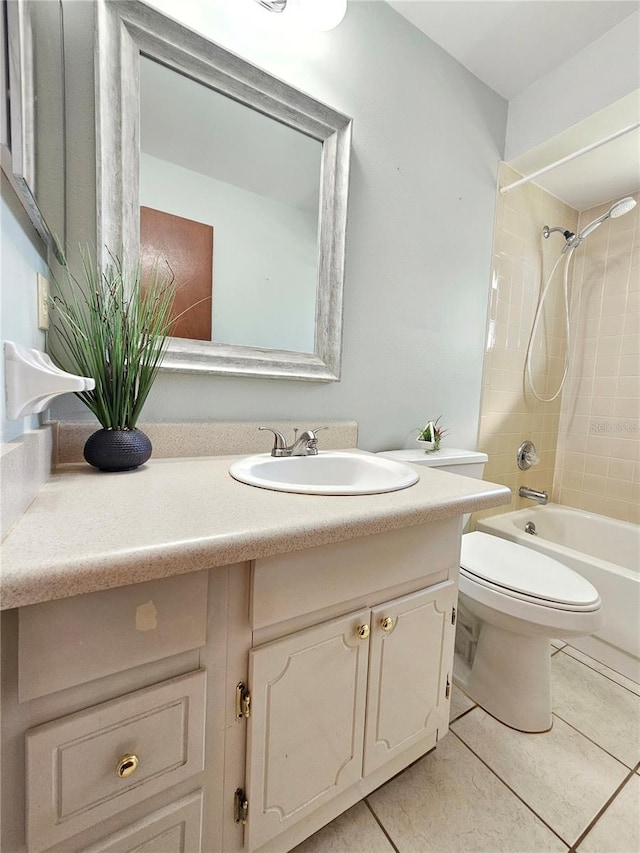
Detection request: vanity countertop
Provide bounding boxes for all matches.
[0,452,510,610]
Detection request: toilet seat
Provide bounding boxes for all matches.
[461,532,601,612]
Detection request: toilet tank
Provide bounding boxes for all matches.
[376,448,487,479]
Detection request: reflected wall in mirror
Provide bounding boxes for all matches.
[96,0,351,381]
[1,0,65,257]
[140,56,321,355]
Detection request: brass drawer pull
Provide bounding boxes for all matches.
[357,624,370,640]
[116,754,139,778]
[380,616,394,633]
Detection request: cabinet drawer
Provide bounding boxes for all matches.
[19,571,209,701]
[26,670,206,852]
[85,791,203,853]
[252,518,460,629]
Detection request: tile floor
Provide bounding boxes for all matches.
[293,643,640,853]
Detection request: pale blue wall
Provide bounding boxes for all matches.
[0,179,48,442]
[53,0,507,453]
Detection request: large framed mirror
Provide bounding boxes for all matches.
[1,0,65,258]
[96,0,352,381]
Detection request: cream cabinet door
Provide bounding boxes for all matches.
[245,608,370,851]
[363,581,456,776]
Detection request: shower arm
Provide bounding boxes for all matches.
[543,225,575,243]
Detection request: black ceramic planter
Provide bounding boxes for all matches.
[83,428,152,472]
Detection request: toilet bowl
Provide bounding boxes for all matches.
[376,447,605,732]
[458,531,604,732]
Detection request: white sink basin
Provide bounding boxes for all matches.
[229,451,419,495]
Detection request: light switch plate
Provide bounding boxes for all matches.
[37,274,49,331]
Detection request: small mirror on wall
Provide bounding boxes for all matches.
[96,0,351,382]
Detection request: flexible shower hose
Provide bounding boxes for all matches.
[525,245,577,403]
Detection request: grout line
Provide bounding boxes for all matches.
[369,746,437,794]
[567,764,639,853]
[551,710,637,771]
[449,703,477,725]
[558,648,640,698]
[364,799,400,853]
[450,728,571,849]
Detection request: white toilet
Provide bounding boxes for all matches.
[377,447,605,732]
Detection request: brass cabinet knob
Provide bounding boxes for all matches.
[357,624,370,640]
[380,616,394,633]
[116,754,139,778]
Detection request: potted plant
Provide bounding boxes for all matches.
[416,416,449,453]
[50,248,176,471]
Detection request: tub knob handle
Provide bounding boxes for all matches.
[517,441,540,470]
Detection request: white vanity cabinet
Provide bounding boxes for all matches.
[1,516,462,853]
[245,582,456,851]
[238,518,460,853]
[1,571,216,853]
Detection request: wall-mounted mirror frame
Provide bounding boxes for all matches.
[1,0,64,260]
[95,0,352,381]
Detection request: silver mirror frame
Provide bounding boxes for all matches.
[95,0,352,382]
[2,0,62,260]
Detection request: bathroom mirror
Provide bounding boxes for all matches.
[1,0,65,258]
[96,1,352,381]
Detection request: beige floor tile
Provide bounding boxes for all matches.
[291,801,394,853]
[450,685,475,722]
[576,773,640,853]
[367,733,567,853]
[550,640,567,651]
[452,708,629,846]
[562,645,640,697]
[551,651,640,768]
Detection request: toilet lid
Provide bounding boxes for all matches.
[460,532,601,608]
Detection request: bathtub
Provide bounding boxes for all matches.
[477,504,640,683]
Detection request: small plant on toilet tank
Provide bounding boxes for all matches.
[417,416,449,452]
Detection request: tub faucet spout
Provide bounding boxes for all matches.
[519,486,548,505]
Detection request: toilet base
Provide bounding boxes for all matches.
[454,623,552,733]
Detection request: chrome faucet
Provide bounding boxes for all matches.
[519,486,548,505]
[259,427,326,457]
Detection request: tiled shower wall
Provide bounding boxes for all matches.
[554,192,639,524]
[475,167,638,526]
[474,164,579,522]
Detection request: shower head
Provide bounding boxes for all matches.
[577,196,637,241]
[543,195,636,252]
[609,196,637,218]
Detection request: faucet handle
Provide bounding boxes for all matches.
[306,427,328,449]
[309,427,328,437]
[258,427,288,457]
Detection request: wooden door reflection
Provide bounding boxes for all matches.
[140,206,213,341]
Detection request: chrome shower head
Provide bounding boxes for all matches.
[577,196,637,241]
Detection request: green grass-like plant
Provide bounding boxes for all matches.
[50,248,176,430]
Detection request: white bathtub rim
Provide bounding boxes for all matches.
[477,503,640,671]
[478,504,639,581]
